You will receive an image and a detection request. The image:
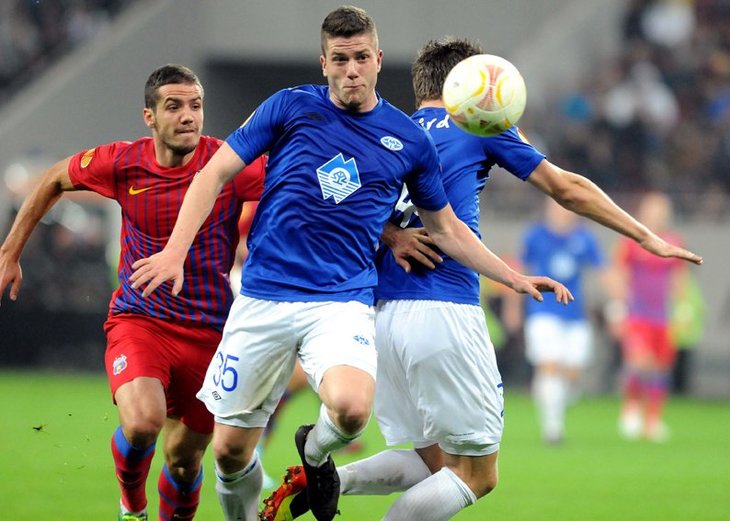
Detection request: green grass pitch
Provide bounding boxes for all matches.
[1,371,728,520]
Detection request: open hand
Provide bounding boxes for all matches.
[130,249,185,297]
[386,227,443,273]
[0,255,22,305]
[640,234,703,265]
[512,275,574,304]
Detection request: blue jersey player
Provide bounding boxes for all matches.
[260,37,703,521]
[130,9,572,521]
[521,198,610,445]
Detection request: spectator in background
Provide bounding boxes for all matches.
[0,0,134,104]
[610,191,690,442]
[669,270,706,394]
[520,198,612,445]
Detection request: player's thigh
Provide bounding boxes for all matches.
[650,324,677,370]
[165,324,221,434]
[385,300,504,455]
[105,315,173,421]
[374,300,428,447]
[622,319,657,368]
[297,300,377,392]
[562,320,593,368]
[524,314,565,366]
[105,315,169,393]
[197,296,299,428]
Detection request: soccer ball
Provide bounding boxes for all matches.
[442,54,527,137]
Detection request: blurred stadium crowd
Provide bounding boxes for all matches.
[0,0,135,105]
[526,0,730,221]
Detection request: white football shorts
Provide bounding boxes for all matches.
[524,313,593,368]
[196,295,377,428]
[374,299,504,456]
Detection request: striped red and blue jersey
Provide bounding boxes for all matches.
[615,233,685,325]
[67,136,265,330]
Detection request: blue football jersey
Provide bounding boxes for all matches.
[375,107,545,305]
[226,85,448,304]
[521,223,605,320]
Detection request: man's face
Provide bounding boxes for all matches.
[144,83,203,156]
[320,33,382,112]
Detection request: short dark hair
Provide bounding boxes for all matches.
[412,37,483,108]
[144,64,204,109]
[320,5,378,53]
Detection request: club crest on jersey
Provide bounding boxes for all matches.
[80,148,96,168]
[380,136,403,151]
[112,354,128,375]
[316,153,362,203]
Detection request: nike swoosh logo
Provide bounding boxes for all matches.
[128,185,153,196]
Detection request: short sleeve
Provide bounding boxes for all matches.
[67,141,130,199]
[233,154,266,202]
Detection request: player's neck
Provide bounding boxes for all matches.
[419,99,445,109]
[154,144,196,168]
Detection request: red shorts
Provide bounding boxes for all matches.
[621,318,676,369]
[104,314,221,434]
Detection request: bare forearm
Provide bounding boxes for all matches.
[380,222,401,249]
[430,220,518,289]
[537,170,651,242]
[0,162,71,260]
[164,170,225,257]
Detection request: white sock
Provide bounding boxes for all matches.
[338,449,432,495]
[383,467,476,521]
[305,403,361,467]
[215,454,263,521]
[534,373,567,440]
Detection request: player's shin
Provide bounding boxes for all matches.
[216,453,264,521]
[111,426,156,513]
[158,464,203,520]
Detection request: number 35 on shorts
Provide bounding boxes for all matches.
[212,352,239,392]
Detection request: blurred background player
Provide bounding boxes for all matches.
[610,191,689,442]
[0,64,265,520]
[520,197,611,445]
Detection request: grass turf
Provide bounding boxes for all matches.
[1,371,728,520]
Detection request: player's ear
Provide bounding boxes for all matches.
[143,107,154,128]
[320,55,327,77]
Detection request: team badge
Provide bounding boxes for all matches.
[380,136,403,151]
[316,153,362,204]
[112,354,128,375]
[80,148,95,168]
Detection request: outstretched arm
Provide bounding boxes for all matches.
[130,142,245,296]
[527,160,703,265]
[0,157,75,304]
[418,204,573,304]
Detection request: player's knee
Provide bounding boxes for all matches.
[167,459,203,484]
[123,415,164,447]
[330,401,371,435]
[165,450,205,483]
[458,470,498,499]
[475,472,498,498]
[211,436,253,473]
